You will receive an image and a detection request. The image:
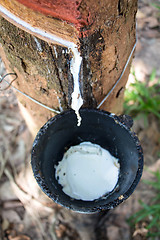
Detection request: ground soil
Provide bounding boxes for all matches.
[0,0,160,239]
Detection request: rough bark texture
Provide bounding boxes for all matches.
[0,0,137,238]
[0,0,137,130]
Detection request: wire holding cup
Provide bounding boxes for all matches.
[0,72,60,114]
[0,72,17,91]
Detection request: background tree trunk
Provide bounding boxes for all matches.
[0,0,137,238]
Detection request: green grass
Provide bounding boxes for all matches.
[128,171,160,239]
[152,3,160,11]
[124,69,160,121]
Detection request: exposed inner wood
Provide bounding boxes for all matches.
[0,0,79,45]
[15,0,93,29]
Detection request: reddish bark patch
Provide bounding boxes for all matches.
[16,0,93,30]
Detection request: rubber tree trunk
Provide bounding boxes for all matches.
[0,0,137,238]
[0,0,137,132]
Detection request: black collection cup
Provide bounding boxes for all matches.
[31,108,143,213]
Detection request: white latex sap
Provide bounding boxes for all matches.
[70,46,83,126]
[0,4,83,125]
[55,142,120,201]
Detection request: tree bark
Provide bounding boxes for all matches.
[0,1,137,238]
[0,0,137,131]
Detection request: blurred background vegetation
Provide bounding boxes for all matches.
[123,2,160,236]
